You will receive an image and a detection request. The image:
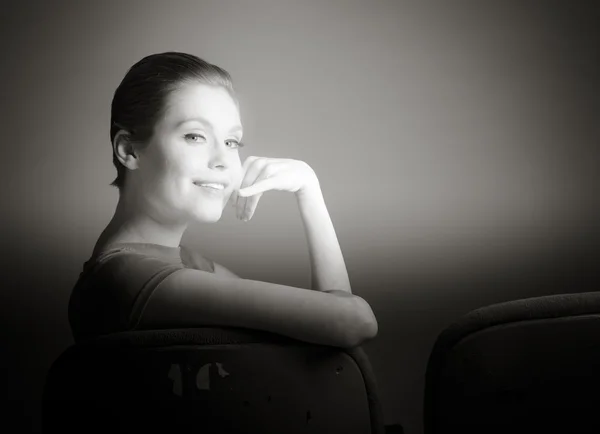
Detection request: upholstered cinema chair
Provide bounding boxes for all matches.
[423,291,600,434]
[43,327,386,434]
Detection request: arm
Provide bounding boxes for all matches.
[210,263,376,346]
[219,182,351,294]
[213,262,240,278]
[232,157,377,345]
[210,264,375,346]
[296,180,352,294]
[291,168,377,344]
[139,269,373,348]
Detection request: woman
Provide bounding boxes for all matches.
[68,52,378,349]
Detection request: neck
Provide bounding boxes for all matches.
[95,190,188,252]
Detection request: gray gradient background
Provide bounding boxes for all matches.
[1,1,599,433]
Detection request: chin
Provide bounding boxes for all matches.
[190,207,223,223]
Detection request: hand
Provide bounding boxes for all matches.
[233,156,319,221]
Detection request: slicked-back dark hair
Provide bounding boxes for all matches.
[109,52,237,190]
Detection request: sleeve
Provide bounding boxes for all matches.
[73,251,184,338]
[124,256,185,329]
[179,245,216,273]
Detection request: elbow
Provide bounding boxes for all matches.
[344,320,378,349]
[366,314,379,341]
[351,315,378,348]
[343,298,379,348]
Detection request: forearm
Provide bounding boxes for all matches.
[296,187,379,344]
[296,184,352,293]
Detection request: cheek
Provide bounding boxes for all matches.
[141,150,177,186]
[164,150,196,181]
[147,156,193,201]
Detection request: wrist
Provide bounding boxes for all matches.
[295,177,322,203]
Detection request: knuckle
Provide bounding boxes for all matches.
[301,160,313,171]
[243,156,258,168]
[263,165,275,177]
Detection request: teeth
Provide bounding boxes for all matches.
[195,182,225,190]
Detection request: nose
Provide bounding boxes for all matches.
[207,142,230,170]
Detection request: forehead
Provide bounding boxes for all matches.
[162,82,241,128]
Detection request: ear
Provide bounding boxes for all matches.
[113,130,140,170]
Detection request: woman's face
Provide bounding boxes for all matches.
[132,81,244,224]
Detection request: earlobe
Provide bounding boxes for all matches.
[113,130,139,170]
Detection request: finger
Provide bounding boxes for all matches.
[237,158,268,219]
[236,159,252,217]
[235,157,257,215]
[240,162,283,220]
[228,189,238,209]
[238,161,281,198]
[241,167,269,220]
[242,192,262,221]
[238,176,279,197]
[239,156,263,189]
[240,177,278,221]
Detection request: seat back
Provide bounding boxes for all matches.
[423,291,600,434]
[43,327,384,434]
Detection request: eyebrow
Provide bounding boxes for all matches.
[176,116,243,134]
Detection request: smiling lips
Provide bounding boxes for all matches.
[194,182,225,190]
[192,181,228,194]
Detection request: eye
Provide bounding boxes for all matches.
[226,140,245,149]
[184,133,206,143]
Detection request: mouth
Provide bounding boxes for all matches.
[192,181,228,191]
